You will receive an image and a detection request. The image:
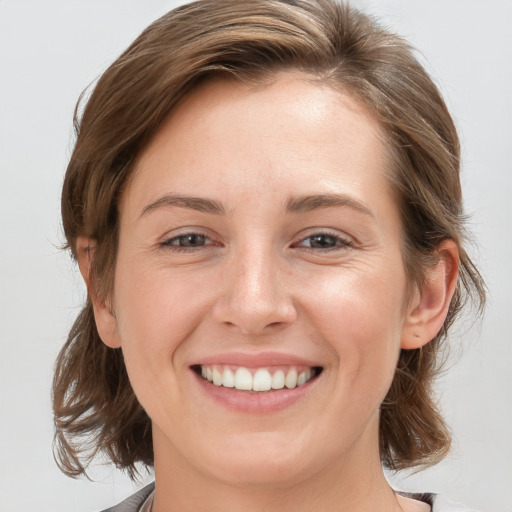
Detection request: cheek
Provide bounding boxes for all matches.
[110,266,214,423]
[304,261,406,376]
[110,259,214,394]
[113,255,210,343]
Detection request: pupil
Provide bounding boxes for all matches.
[182,234,204,246]
[311,235,334,248]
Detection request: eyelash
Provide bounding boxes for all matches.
[159,230,354,253]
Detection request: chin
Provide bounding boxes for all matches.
[191,431,324,489]
[208,457,312,490]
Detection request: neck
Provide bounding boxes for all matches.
[151,419,403,512]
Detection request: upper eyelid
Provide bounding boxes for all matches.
[293,229,353,243]
[160,226,214,239]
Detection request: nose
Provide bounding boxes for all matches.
[212,247,297,335]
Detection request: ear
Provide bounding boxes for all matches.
[401,240,459,350]
[76,237,122,349]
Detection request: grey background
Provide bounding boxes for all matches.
[1,1,511,511]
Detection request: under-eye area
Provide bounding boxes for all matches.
[191,364,323,392]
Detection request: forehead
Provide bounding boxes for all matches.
[124,73,393,217]
[149,72,384,152]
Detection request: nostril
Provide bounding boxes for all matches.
[265,321,285,330]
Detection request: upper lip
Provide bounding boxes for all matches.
[192,351,323,368]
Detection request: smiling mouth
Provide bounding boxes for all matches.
[192,364,323,392]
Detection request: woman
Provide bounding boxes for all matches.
[53,1,485,511]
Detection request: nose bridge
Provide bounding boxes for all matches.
[214,240,296,333]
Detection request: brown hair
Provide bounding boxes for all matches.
[53,0,485,478]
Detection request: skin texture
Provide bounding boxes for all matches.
[79,73,457,512]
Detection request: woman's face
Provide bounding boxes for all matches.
[102,74,417,486]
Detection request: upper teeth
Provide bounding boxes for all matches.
[200,365,316,392]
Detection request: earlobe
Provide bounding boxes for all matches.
[401,240,459,350]
[76,237,122,349]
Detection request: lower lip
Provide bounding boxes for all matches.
[191,369,321,414]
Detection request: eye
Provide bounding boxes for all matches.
[160,232,212,251]
[294,232,353,250]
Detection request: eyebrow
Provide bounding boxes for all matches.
[140,194,225,217]
[139,192,373,218]
[286,193,374,217]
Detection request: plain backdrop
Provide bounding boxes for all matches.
[1,1,511,511]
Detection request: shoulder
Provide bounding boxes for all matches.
[399,492,478,512]
[431,494,479,512]
[99,482,155,512]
